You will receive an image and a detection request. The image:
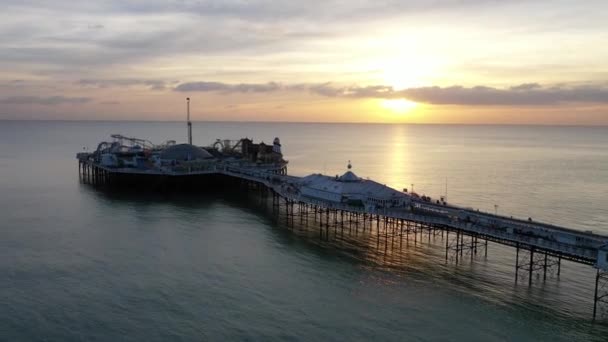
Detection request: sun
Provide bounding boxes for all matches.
[381,99,417,114]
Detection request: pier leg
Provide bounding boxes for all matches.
[474,235,478,255]
[592,269,608,320]
[470,235,475,260]
[399,219,403,248]
[485,239,488,258]
[377,216,381,246]
[460,231,464,258]
[594,269,600,320]
[529,247,534,286]
[333,210,337,237]
[557,256,561,276]
[318,207,322,226]
[543,252,547,280]
[385,217,389,244]
[319,208,323,239]
[455,230,460,264]
[306,204,310,226]
[515,243,520,282]
[291,201,295,226]
[325,208,330,240]
[285,199,290,227]
[445,230,449,261]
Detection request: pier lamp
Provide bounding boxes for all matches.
[411,183,414,193]
[494,204,499,215]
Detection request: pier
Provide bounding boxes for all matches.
[75,101,608,320]
[78,150,608,320]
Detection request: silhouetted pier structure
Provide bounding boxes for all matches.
[77,156,608,320]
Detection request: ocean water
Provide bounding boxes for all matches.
[1,121,608,341]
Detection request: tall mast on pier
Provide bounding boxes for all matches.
[186,97,192,145]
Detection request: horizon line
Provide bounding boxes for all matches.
[1,118,607,128]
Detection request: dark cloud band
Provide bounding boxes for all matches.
[174,81,608,106]
[174,81,282,93]
[78,79,167,90]
[0,96,92,105]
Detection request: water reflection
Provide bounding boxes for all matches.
[87,184,608,329]
[386,125,412,191]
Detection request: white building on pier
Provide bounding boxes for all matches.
[298,162,410,209]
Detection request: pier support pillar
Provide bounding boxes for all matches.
[515,246,561,286]
[529,247,534,286]
[445,230,449,261]
[515,243,520,282]
[593,269,608,320]
[445,230,482,264]
[485,238,488,258]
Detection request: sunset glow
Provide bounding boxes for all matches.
[381,99,417,114]
[0,1,607,124]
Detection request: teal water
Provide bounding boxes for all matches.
[1,121,608,341]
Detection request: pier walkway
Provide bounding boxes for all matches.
[222,167,606,264]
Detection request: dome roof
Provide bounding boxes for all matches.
[338,160,360,182]
[339,170,360,182]
[160,144,213,161]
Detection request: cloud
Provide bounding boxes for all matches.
[0,96,92,105]
[3,1,402,72]
[2,0,608,122]
[397,84,608,105]
[175,81,282,93]
[509,83,541,91]
[174,81,608,106]
[308,83,393,97]
[78,79,167,90]
[0,0,534,76]
[99,100,121,105]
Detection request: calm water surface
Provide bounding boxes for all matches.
[1,121,608,341]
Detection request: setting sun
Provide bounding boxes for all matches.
[381,98,417,113]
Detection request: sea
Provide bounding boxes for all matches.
[1,121,607,341]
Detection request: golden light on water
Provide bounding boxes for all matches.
[381,99,417,114]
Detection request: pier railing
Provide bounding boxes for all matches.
[221,168,601,264]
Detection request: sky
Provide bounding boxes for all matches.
[1,0,607,124]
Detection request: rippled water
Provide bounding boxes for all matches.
[1,121,608,341]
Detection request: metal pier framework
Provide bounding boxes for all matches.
[78,158,608,320]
